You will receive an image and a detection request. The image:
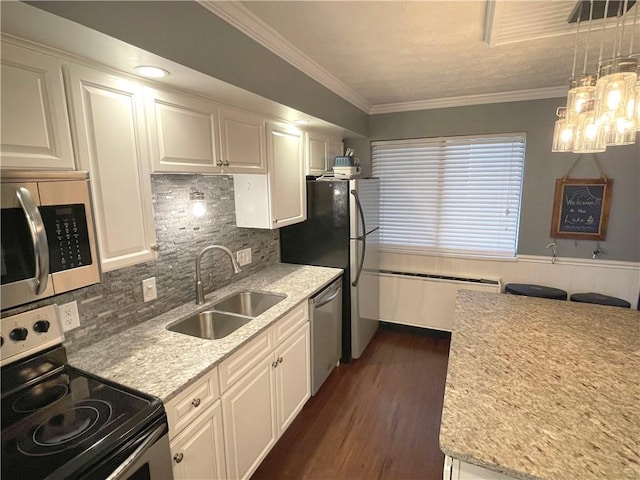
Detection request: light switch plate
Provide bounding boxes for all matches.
[58,301,80,332]
[142,277,157,302]
[237,248,252,266]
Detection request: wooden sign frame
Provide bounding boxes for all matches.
[550,178,613,240]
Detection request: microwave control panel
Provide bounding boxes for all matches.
[41,205,93,272]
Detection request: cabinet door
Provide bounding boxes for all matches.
[65,64,157,271]
[0,43,74,170]
[275,323,310,435]
[306,133,328,175]
[219,107,267,174]
[171,401,227,480]
[326,138,343,170]
[267,123,306,228]
[146,87,220,173]
[222,354,277,480]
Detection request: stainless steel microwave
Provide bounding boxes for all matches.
[1,171,100,310]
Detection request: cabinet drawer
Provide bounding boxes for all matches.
[273,301,308,345]
[166,367,220,439]
[219,328,274,393]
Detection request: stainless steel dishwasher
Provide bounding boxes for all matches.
[310,277,343,395]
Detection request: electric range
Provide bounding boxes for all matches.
[1,304,173,480]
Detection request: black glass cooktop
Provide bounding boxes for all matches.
[1,364,163,480]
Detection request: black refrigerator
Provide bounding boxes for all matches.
[280,178,380,362]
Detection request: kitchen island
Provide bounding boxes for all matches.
[440,290,639,480]
[68,263,342,402]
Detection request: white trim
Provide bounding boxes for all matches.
[199,0,371,114]
[369,86,568,114]
[517,254,640,271]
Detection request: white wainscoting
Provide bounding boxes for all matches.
[361,272,501,331]
[377,252,640,324]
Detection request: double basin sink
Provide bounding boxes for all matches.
[167,291,285,340]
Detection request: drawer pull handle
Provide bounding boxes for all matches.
[191,398,201,408]
[173,453,184,463]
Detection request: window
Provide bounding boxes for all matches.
[371,133,525,258]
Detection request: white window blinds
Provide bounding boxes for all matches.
[371,134,525,258]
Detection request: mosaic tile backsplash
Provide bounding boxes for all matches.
[3,174,280,353]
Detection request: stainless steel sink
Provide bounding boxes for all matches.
[167,311,252,340]
[212,291,285,317]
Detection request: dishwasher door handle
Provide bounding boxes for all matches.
[314,282,342,309]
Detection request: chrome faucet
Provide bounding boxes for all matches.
[195,245,241,305]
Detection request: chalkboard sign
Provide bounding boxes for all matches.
[550,178,613,240]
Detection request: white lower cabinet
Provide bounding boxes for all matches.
[171,401,226,480]
[220,301,310,480]
[444,455,518,480]
[222,354,278,480]
[166,367,226,479]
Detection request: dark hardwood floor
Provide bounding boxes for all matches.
[251,324,451,480]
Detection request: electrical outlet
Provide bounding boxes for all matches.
[236,248,252,266]
[142,277,157,302]
[58,301,80,332]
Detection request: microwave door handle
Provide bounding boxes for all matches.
[16,187,49,295]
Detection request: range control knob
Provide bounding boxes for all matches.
[10,327,28,342]
[33,320,51,333]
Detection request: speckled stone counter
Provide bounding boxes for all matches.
[440,290,640,480]
[68,263,342,402]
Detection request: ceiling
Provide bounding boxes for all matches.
[203,0,640,113]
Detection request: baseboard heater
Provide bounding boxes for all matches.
[365,270,501,332]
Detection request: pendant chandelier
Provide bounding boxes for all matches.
[552,0,640,153]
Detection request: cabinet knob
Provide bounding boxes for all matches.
[216,159,223,166]
[173,453,184,463]
[277,356,283,364]
[191,398,201,407]
[150,244,160,251]
[222,160,230,166]
[272,360,279,368]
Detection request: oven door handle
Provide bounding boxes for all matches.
[105,424,166,480]
[16,187,49,295]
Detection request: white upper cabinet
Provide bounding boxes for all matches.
[65,64,157,271]
[219,106,267,174]
[145,88,221,174]
[0,42,75,170]
[305,131,343,175]
[233,122,306,229]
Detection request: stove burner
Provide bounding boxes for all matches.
[17,400,112,456]
[13,384,69,413]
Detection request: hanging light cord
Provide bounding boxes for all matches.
[571,3,583,79]
[583,0,595,74]
[598,0,611,66]
[629,0,639,55]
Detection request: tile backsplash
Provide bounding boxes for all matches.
[3,174,279,353]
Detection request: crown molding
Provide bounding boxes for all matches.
[200,0,371,114]
[369,86,569,114]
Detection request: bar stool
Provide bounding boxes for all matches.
[570,293,631,308]
[504,283,568,300]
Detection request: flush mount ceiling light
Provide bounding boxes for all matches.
[552,0,640,153]
[134,65,170,78]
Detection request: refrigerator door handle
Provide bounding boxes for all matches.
[352,236,366,287]
[350,189,366,240]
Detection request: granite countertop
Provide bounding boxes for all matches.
[440,290,640,480]
[68,263,342,402]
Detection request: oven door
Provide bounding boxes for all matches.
[1,182,55,307]
[86,415,173,480]
[1,179,100,310]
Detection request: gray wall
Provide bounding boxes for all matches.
[27,0,369,136]
[367,98,640,262]
[3,175,280,353]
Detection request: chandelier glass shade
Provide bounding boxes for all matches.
[552,0,639,153]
